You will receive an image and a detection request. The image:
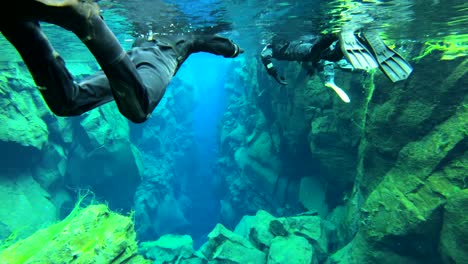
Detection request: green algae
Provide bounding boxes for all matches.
[413,34,468,61]
[0,198,149,264]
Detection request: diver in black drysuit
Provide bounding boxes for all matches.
[260,31,413,103]
[0,0,243,124]
[260,34,343,86]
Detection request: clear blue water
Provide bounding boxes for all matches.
[178,53,231,246]
[0,0,466,258]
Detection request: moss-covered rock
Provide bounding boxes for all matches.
[0,204,150,264]
[0,173,57,242]
[0,63,48,154]
[200,223,267,263]
[362,102,466,241]
[139,234,195,264]
[284,215,331,261]
[333,65,468,263]
[360,57,467,195]
[32,143,67,191]
[235,130,282,196]
[234,210,277,251]
[439,189,468,264]
[66,106,143,211]
[268,235,315,264]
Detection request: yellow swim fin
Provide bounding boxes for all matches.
[339,31,379,71]
[362,30,413,82]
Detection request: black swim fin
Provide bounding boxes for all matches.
[339,31,379,71]
[361,30,413,82]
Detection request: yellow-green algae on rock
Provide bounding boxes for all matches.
[0,204,150,264]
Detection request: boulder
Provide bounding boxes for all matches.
[267,235,315,264]
[234,210,277,251]
[284,215,329,260]
[439,189,468,264]
[33,143,67,190]
[0,80,48,169]
[200,223,267,263]
[0,204,150,264]
[139,234,194,264]
[0,173,56,241]
[66,106,143,211]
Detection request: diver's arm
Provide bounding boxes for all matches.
[261,44,287,85]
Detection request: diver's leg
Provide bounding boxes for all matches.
[322,61,351,103]
[125,46,179,116]
[20,0,151,123]
[190,35,242,58]
[0,21,114,116]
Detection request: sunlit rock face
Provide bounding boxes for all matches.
[0,60,143,239]
[66,104,143,212]
[0,204,151,264]
[0,63,49,168]
[218,42,467,263]
[216,57,359,224]
[132,77,197,241]
[327,49,468,263]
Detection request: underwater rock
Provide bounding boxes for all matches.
[361,102,467,251]
[298,176,328,217]
[284,215,331,262]
[269,220,288,237]
[78,104,131,147]
[439,189,468,264]
[236,131,282,196]
[0,204,150,264]
[47,116,74,145]
[333,73,468,263]
[219,199,237,228]
[0,90,48,168]
[66,106,143,212]
[360,56,467,195]
[139,234,195,264]
[234,209,332,263]
[325,196,361,250]
[152,193,190,236]
[328,232,425,264]
[200,223,267,263]
[0,64,48,154]
[0,173,57,241]
[32,143,67,191]
[268,235,315,264]
[234,210,277,251]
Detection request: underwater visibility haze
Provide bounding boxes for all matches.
[0,0,467,263]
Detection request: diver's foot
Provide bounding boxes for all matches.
[33,0,101,39]
[192,35,243,58]
[325,82,351,103]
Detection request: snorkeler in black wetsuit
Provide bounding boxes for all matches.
[0,0,244,123]
[260,32,412,103]
[261,33,354,102]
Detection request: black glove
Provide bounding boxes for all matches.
[274,75,288,85]
[267,67,288,85]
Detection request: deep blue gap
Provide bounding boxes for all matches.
[179,53,230,247]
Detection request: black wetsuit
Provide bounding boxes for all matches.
[260,34,343,84]
[0,0,241,123]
